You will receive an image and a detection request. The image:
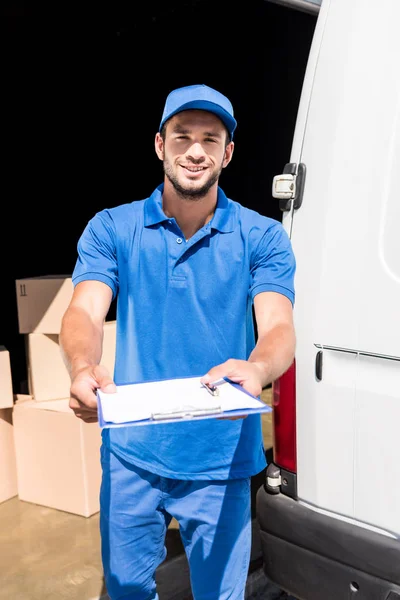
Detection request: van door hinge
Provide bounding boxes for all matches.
[272,162,306,212]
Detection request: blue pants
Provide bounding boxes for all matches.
[100,445,252,600]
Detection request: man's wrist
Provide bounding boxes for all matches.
[70,360,94,380]
[249,359,271,388]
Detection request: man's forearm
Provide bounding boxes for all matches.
[59,306,104,379]
[248,322,296,388]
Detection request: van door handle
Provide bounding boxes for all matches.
[315,350,323,381]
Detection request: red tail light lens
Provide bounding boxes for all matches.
[272,359,297,472]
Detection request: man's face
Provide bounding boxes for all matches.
[155,110,234,199]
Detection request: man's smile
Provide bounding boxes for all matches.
[181,165,207,173]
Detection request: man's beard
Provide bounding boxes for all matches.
[163,160,223,200]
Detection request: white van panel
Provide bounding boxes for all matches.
[357,111,400,357]
[381,115,400,281]
[287,0,365,351]
[288,0,400,348]
[355,355,400,534]
[284,0,400,532]
[296,347,356,515]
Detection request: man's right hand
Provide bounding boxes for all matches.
[69,364,117,423]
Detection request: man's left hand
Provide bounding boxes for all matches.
[200,359,267,421]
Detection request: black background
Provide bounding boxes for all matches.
[3,1,316,392]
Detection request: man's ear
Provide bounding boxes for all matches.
[222,141,234,169]
[155,132,164,161]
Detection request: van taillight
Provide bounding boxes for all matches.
[272,359,297,473]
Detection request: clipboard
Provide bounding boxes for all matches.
[97,375,272,428]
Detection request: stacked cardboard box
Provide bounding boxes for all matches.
[0,346,18,504]
[0,346,14,409]
[12,275,116,517]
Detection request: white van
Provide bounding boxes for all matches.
[256,0,400,598]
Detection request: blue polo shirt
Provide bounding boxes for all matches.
[72,184,295,480]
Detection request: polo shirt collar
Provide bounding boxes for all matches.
[144,184,236,233]
[144,184,168,226]
[212,187,236,233]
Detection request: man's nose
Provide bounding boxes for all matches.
[186,142,206,161]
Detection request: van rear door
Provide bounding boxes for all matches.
[273,0,400,532]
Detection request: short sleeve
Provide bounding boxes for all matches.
[72,210,119,299]
[249,221,296,305]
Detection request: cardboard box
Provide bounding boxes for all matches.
[0,408,18,503]
[27,320,117,402]
[15,275,73,334]
[0,346,13,409]
[13,397,102,517]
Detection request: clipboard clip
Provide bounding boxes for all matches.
[201,381,220,396]
[151,405,222,421]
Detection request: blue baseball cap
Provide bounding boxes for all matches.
[159,84,237,140]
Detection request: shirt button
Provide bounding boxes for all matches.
[176,237,183,244]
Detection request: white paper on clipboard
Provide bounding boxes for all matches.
[97,376,271,428]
